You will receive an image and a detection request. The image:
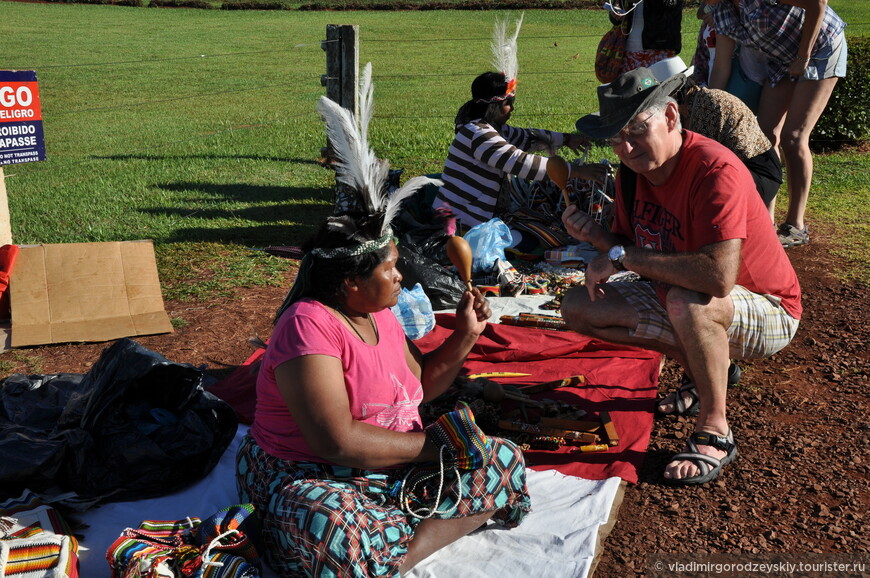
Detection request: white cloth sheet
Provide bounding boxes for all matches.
[437,294,559,319]
[76,426,621,578]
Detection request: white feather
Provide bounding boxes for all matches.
[316,63,388,216]
[491,13,524,82]
[318,62,435,236]
[380,176,442,236]
[359,62,374,151]
[316,95,384,211]
[324,215,358,237]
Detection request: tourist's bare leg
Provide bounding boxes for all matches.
[561,285,736,480]
[660,287,734,480]
[758,77,838,231]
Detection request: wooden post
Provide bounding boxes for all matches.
[321,24,359,161]
[0,168,11,245]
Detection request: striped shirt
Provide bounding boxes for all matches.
[435,120,566,228]
[712,0,846,86]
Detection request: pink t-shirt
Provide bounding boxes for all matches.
[250,299,424,462]
[612,130,802,320]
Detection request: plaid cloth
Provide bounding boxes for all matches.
[711,0,846,86]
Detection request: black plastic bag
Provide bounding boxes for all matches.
[396,243,465,311]
[0,338,238,508]
[0,373,87,492]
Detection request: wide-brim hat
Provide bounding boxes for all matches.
[576,67,687,140]
[648,56,695,84]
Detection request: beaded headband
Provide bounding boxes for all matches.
[311,230,395,259]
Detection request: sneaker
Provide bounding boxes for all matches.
[496,259,526,297]
[777,223,809,248]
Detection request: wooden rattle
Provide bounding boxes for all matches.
[445,234,474,291]
[546,155,572,207]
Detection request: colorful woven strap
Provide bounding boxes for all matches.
[106,504,261,578]
[195,503,260,569]
[425,402,491,470]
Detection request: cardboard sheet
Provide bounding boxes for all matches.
[9,241,172,347]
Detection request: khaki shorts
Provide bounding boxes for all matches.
[611,282,799,359]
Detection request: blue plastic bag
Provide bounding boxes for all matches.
[390,283,436,340]
[463,218,513,274]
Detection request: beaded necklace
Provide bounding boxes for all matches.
[336,307,378,343]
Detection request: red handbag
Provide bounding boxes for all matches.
[594,22,629,84]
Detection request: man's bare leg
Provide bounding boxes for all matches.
[660,287,734,480]
[561,285,736,481]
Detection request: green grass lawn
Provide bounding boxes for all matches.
[1,1,868,301]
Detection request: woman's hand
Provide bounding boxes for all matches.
[571,162,610,185]
[455,287,491,338]
[564,133,590,154]
[787,56,810,81]
[418,287,490,402]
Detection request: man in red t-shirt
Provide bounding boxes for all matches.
[561,67,801,485]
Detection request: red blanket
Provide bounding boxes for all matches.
[414,315,661,484]
[208,315,661,484]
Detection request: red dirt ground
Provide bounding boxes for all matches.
[2,223,867,575]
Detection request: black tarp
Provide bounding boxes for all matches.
[0,338,237,509]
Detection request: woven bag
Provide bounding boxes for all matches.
[0,490,79,578]
[594,22,629,84]
[106,504,261,578]
[425,402,491,470]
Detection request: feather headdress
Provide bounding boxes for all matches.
[276,64,442,321]
[315,62,438,239]
[490,13,524,95]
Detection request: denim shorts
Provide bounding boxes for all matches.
[803,31,847,81]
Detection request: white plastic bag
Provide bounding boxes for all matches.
[463,218,513,274]
[390,283,435,340]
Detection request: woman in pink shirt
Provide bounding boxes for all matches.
[237,213,530,577]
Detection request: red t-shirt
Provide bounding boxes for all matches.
[250,299,424,462]
[611,130,802,319]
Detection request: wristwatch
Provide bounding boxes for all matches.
[608,244,627,271]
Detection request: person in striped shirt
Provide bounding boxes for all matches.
[434,71,593,252]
